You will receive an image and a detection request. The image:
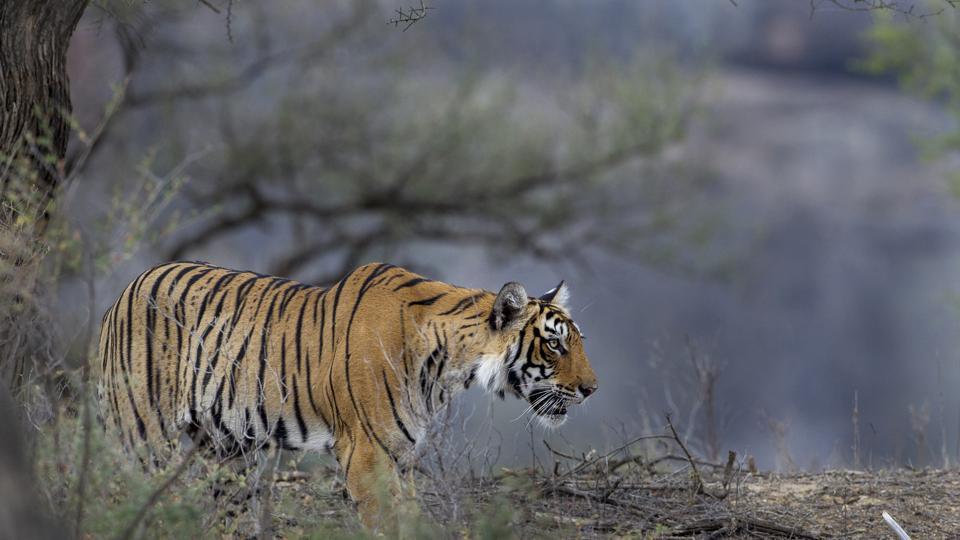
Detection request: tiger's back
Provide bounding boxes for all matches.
[98,261,337,461]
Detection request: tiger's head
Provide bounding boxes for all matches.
[476,281,598,428]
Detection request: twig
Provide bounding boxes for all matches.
[198,0,222,14]
[545,483,664,520]
[543,439,582,463]
[674,516,822,539]
[114,436,202,540]
[665,414,704,495]
[607,452,726,473]
[555,434,675,479]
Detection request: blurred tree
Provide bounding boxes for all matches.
[862,8,960,193]
[84,1,706,285]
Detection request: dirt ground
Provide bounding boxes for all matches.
[500,467,960,538]
[270,463,960,538]
[732,469,960,539]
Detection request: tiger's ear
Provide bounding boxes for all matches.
[539,281,570,310]
[491,282,528,331]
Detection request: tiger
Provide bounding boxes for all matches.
[96,261,598,527]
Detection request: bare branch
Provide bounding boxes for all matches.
[197,0,221,15]
[387,0,434,31]
[809,0,954,18]
[665,413,705,496]
[126,2,371,107]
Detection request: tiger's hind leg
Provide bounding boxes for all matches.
[339,440,407,531]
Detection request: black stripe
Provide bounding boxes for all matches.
[193,271,239,410]
[507,326,527,369]
[228,331,251,408]
[199,282,234,399]
[408,293,446,307]
[437,293,486,316]
[397,306,417,412]
[292,375,309,443]
[162,264,202,411]
[295,294,309,374]
[419,348,438,402]
[357,401,396,462]
[280,336,289,402]
[274,417,291,449]
[215,274,259,409]
[368,271,400,292]
[326,265,366,436]
[393,277,430,291]
[230,277,275,410]
[144,264,181,421]
[308,293,327,424]
[257,286,285,433]
[122,273,148,440]
[229,276,261,327]
[383,371,415,444]
[165,263,200,297]
[424,327,447,413]
[175,268,214,311]
[172,301,185,411]
[378,272,405,289]
[186,268,226,400]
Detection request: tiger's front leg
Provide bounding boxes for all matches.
[336,438,407,530]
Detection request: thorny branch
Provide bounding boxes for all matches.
[387,0,434,31]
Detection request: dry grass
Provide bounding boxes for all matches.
[19,381,960,539]
[28,390,960,539]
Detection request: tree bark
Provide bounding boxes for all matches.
[0,0,88,232]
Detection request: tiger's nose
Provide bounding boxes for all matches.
[579,384,597,398]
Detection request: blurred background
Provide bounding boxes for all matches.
[49,0,960,473]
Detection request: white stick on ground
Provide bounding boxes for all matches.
[882,511,911,540]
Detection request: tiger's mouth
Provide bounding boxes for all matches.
[527,387,572,427]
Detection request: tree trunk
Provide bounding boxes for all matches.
[0,0,88,232]
[0,1,88,394]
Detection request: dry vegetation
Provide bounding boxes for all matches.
[26,400,960,539]
[409,463,960,538]
[277,433,960,539]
